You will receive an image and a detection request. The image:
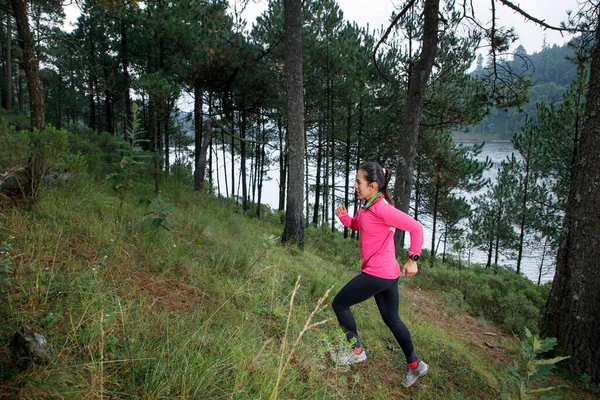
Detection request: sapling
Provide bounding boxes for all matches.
[507,327,570,400]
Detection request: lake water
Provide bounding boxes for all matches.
[454,140,554,284]
[192,139,554,284]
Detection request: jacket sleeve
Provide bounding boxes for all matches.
[378,205,424,255]
[338,212,358,231]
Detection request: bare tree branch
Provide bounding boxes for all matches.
[497,0,587,33]
[373,0,418,80]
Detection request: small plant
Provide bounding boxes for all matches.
[107,103,149,210]
[144,194,174,233]
[507,327,570,399]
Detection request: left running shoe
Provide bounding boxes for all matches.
[330,346,367,366]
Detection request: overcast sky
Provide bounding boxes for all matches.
[237,0,581,55]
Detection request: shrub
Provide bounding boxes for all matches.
[411,263,547,336]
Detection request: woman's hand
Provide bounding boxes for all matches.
[402,259,418,277]
[335,205,348,217]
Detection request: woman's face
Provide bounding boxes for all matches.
[354,169,378,200]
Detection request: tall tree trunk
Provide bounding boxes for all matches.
[241,110,248,213]
[414,159,421,219]
[196,118,213,192]
[352,100,363,241]
[392,0,439,250]
[89,81,96,131]
[89,35,97,132]
[537,236,549,286]
[231,112,236,199]
[251,126,257,205]
[323,131,329,226]
[343,104,352,238]
[163,99,172,175]
[221,127,228,196]
[104,64,113,134]
[57,73,63,128]
[6,12,12,110]
[121,19,132,137]
[330,113,336,232]
[494,206,502,266]
[240,109,248,214]
[10,0,44,130]
[305,127,310,226]
[312,121,323,225]
[541,15,600,383]
[151,98,160,194]
[281,0,305,249]
[10,0,46,198]
[278,116,286,211]
[256,119,266,218]
[18,71,23,112]
[486,237,493,269]
[431,169,440,258]
[208,95,213,188]
[516,138,533,274]
[193,84,203,190]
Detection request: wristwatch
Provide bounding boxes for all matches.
[409,254,420,262]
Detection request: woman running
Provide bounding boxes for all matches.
[331,161,429,387]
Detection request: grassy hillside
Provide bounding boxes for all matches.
[0,176,595,399]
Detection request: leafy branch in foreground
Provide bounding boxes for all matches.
[507,327,570,400]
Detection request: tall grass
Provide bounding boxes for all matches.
[0,133,592,398]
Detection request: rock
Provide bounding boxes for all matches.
[10,326,56,366]
[0,168,27,197]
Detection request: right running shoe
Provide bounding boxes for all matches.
[402,360,429,387]
[330,346,367,366]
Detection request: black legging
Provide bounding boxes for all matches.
[331,272,418,363]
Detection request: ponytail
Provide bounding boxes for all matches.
[381,167,394,205]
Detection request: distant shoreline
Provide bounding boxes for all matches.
[454,138,512,143]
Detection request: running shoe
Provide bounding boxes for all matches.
[402,360,429,387]
[330,346,367,366]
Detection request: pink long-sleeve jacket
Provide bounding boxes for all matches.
[338,198,424,279]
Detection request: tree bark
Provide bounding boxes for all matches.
[194,84,203,190]
[281,0,305,249]
[312,121,323,225]
[221,127,228,195]
[231,112,236,199]
[330,112,336,232]
[103,63,113,134]
[196,118,213,192]
[541,14,600,384]
[89,32,97,132]
[256,120,266,218]
[344,104,352,238]
[431,166,441,258]
[10,0,44,130]
[278,116,286,211]
[392,0,439,250]
[241,110,248,213]
[6,12,12,110]
[121,19,132,137]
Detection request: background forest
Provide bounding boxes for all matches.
[0,0,586,280]
[1,0,599,397]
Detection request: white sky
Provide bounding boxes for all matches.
[237,0,581,55]
[64,0,581,55]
